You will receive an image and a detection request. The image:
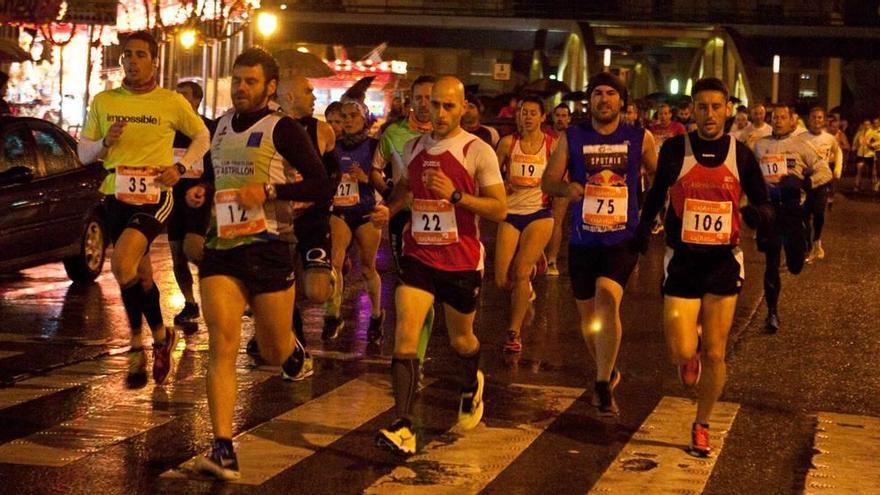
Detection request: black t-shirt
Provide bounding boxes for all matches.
[639,132,772,252]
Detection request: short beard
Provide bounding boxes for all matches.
[592,110,619,125]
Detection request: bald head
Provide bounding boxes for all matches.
[431,76,466,139]
[277,74,315,118]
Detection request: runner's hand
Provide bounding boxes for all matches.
[424,169,455,200]
[237,183,266,209]
[157,166,181,187]
[103,121,126,147]
[350,164,369,183]
[186,185,206,208]
[370,204,390,228]
[567,182,585,201]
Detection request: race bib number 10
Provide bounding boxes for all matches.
[760,154,788,184]
[681,198,732,245]
[411,198,459,245]
[214,189,267,239]
[115,167,160,204]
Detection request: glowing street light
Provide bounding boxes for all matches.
[257,11,278,38]
[603,48,611,70]
[670,78,680,95]
[179,30,197,50]
[771,54,780,103]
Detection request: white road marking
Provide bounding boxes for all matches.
[804,412,880,494]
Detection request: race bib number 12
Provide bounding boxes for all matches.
[411,198,459,245]
[115,167,160,205]
[214,189,267,239]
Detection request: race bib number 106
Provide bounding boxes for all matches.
[681,198,732,245]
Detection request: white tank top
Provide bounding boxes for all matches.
[506,134,551,215]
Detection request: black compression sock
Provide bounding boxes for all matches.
[391,356,420,421]
[120,282,144,334]
[293,307,306,346]
[142,283,164,331]
[457,346,481,392]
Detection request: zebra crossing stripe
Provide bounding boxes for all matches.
[163,373,403,485]
[804,412,880,494]
[364,383,584,495]
[588,396,739,494]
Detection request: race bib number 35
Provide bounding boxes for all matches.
[334,173,360,207]
[582,185,628,227]
[214,189,267,239]
[509,153,545,187]
[115,167,160,204]
[411,198,459,245]
[760,154,787,184]
[681,198,733,245]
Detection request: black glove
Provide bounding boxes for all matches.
[801,176,812,191]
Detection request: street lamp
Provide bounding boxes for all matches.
[257,11,278,39]
[603,48,611,71]
[670,78,680,95]
[772,54,780,103]
[179,30,197,50]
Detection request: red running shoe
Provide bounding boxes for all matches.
[687,422,711,457]
[152,328,179,385]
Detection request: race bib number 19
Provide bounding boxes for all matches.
[214,189,267,239]
[582,185,628,227]
[115,167,160,204]
[681,198,732,245]
[509,153,545,187]
[411,198,459,245]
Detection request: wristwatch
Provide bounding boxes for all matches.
[450,190,463,204]
[264,183,278,201]
[174,163,187,175]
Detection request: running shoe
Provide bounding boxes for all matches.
[503,331,522,353]
[173,302,200,325]
[457,369,485,430]
[152,328,179,385]
[375,418,416,456]
[546,261,560,276]
[322,316,344,341]
[281,341,314,381]
[125,348,148,389]
[687,423,711,458]
[367,310,385,344]
[815,240,825,260]
[765,311,780,334]
[593,381,619,417]
[678,338,702,388]
[245,336,260,357]
[590,368,621,407]
[195,439,241,481]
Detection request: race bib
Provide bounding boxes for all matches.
[214,189,267,239]
[411,198,458,245]
[174,148,203,179]
[115,167,160,204]
[509,153,545,187]
[333,173,360,207]
[760,154,787,184]
[582,185,628,227]
[681,198,732,245]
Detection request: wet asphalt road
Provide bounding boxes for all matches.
[0,187,877,494]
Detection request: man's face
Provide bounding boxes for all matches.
[735,112,749,129]
[771,107,795,136]
[808,110,826,134]
[519,101,543,133]
[230,64,274,113]
[623,104,637,125]
[341,103,366,135]
[412,82,433,123]
[326,111,343,139]
[676,105,691,121]
[121,39,155,85]
[553,107,571,131]
[288,78,316,117]
[658,106,672,126]
[462,101,480,127]
[873,118,880,129]
[430,86,463,139]
[827,118,839,134]
[749,104,766,125]
[589,85,622,125]
[176,85,200,112]
[693,90,728,139]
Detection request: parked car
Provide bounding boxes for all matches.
[0,116,108,282]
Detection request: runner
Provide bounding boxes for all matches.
[462,93,500,147]
[327,99,387,343]
[77,31,209,388]
[649,104,686,154]
[675,98,697,132]
[372,76,506,455]
[753,102,832,333]
[494,95,558,352]
[546,103,573,276]
[623,102,640,127]
[325,101,344,139]
[826,115,850,210]
[542,72,657,416]
[729,106,750,142]
[191,48,331,480]
[635,77,774,458]
[742,103,772,149]
[803,107,842,262]
[168,81,215,327]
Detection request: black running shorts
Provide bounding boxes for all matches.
[568,242,639,300]
[661,247,744,299]
[399,256,482,314]
[167,179,211,242]
[105,191,173,244]
[200,241,296,295]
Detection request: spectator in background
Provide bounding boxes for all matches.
[463,93,500,147]
[623,102,640,127]
[729,106,750,142]
[551,103,572,133]
[675,98,697,132]
[498,95,519,118]
[326,101,344,139]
